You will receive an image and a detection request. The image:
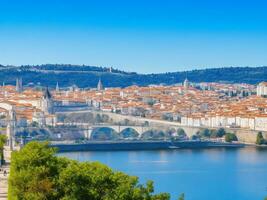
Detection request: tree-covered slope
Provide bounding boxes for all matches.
[0,64,266,88]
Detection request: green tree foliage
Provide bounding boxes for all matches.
[210,128,226,138]
[225,133,238,143]
[0,134,7,165]
[191,134,200,140]
[199,129,211,138]
[216,128,226,137]
[178,193,185,200]
[256,132,265,145]
[9,142,172,200]
[8,142,68,200]
[177,128,186,137]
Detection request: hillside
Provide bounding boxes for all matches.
[0,64,267,88]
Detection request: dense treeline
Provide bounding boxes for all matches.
[0,65,267,88]
[8,142,183,200]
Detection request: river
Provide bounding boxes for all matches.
[59,147,267,200]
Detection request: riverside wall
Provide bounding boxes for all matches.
[52,141,245,152]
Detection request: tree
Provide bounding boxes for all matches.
[178,193,185,200]
[256,132,265,145]
[9,141,172,200]
[0,134,7,165]
[30,121,39,127]
[199,129,211,138]
[9,142,68,200]
[59,161,170,200]
[225,133,238,143]
[210,128,225,138]
[177,128,186,137]
[144,121,149,127]
[216,128,226,137]
[191,134,200,140]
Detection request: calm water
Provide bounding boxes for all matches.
[59,147,267,200]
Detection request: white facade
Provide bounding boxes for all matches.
[257,82,267,96]
[181,114,267,131]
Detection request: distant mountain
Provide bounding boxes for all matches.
[0,64,266,88]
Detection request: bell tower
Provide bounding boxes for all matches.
[7,107,16,151]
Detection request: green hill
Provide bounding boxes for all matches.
[0,64,266,88]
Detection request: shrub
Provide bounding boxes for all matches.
[9,142,171,200]
[225,133,238,143]
[256,132,265,145]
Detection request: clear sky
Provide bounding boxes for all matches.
[0,0,267,73]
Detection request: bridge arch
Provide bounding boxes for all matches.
[90,127,119,140]
[140,129,166,140]
[118,127,139,139]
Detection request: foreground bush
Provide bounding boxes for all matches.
[8,142,172,200]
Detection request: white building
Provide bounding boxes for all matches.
[256,82,267,97]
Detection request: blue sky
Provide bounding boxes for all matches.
[0,0,267,73]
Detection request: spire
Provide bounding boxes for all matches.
[16,78,23,93]
[97,78,104,91]
[43,86,52,99]
[56,82,59,92]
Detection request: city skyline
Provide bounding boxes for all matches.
[0,0,267,73]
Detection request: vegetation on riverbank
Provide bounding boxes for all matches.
[256,132,266,145]
[8,142,184,200]
[224,133,238,143]
[0,134,7,165]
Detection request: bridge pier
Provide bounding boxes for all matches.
[84,127,93,140]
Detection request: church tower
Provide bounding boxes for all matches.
[56,82,60,92]
[97,78,104,91]
[183,78,189,90]
[41,87,54,114]
[7,107,16,150]
[16,78,23,93]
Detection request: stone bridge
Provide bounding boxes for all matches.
[80,124,202,139]
[56,110,267,143]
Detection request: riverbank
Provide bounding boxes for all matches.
[51,140,246,152]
